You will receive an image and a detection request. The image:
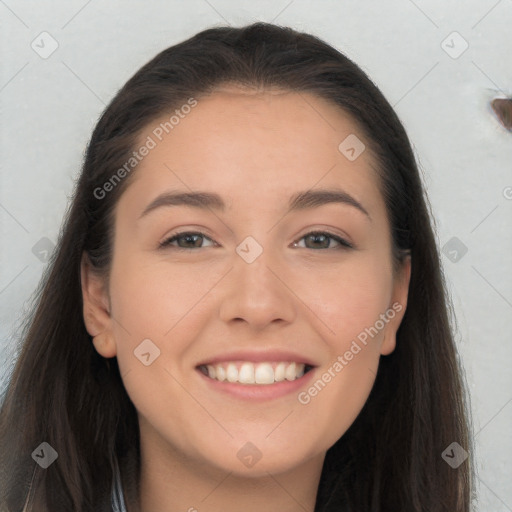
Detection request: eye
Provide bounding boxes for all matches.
[159,230,353,251]
[292,231,353,250]
[159,231,216,250]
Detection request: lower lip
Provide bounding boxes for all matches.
[196,367,316,402]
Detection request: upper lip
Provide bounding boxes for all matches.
[196,349,318,367]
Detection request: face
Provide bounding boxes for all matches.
[82,85,410,479]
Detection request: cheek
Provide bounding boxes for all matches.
[298,257,393,441]
[305,254,393,350]
[298,352,378,453]
[297,263,391,442]
[107,255,213,440]
[109,252,213,337]
[107,252,227,389]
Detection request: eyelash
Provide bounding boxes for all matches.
[158,230,354,251]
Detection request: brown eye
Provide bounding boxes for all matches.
[294,231,353,250]
[159,232,215,250]
[159,230,353,251]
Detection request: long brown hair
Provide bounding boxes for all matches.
[0,22,474,511]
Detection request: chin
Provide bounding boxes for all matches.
[200,439,321,479]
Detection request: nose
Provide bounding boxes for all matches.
[218,246,297,332]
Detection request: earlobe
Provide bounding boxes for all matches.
[92,332,117,359]
[80,252,117,358]
[380,255,412,356]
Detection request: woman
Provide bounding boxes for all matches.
[0,22,474,511]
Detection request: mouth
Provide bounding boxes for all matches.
[197,361,315,385]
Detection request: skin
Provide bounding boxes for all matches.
[82,85,411,512]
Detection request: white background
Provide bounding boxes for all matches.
[1,1,511,510]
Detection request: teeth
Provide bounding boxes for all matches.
[216,365,226,382]
[255,363,274,384]
[238,362,255,384]
[274,362,286,382]
[202,362,307,385]
[226,363,238,383]
[285,362,296,381]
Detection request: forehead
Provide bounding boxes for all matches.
[119,86,384,219]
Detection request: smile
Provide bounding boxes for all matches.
[198,361,314,385]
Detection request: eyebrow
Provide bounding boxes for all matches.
[138,188,371,221]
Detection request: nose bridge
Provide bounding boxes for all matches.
[237,239,277,288]
[234,234,285,298]
[218,233,296,328]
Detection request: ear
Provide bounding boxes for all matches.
[80,252,117,358]
[380,254,411,356]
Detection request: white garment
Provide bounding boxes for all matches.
[111,461,128,512]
